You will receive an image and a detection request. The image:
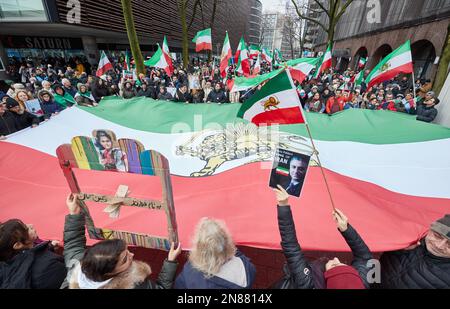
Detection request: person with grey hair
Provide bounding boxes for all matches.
[174,218,256,289]
[61,78,77,98]
[376,214,450,288]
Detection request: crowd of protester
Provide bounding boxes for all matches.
[0,54,442,139]
[1,54,448,290]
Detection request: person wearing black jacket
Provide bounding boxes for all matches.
[137,83,156,98]
[175,85,193,103]
[0,100,20,139]
[0,219,67,288]
[206,83,227,104]
[417,97,439,123]
[91,78,109,102]
[274,186,372,289]
[6,98,40,130]
[376,214,450,289]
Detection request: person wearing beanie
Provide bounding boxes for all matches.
[0,99,20,138]
[377,214,450,289]
[6,97,40,130]
[273,186,373,289]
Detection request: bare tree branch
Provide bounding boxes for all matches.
[335,0,355,21]
[312,0,330,17]
[291,0,328,32]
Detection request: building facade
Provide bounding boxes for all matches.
[0,0,253,79]
[306,0,450,79]
[248,0,263,46]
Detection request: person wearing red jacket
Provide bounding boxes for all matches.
[326,89,345,115]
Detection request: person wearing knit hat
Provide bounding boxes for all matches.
[0,98,20,138]
[273,186,373,289]
[6,97,40,130]
[378,214,450,289]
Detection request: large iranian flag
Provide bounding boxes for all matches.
[366,40,413,88]
[2,98,450,252]
[96,51,113,78]
[220,31,232,78]
[314,44,332,78]
[237,70,306,126]
[144,45,171,75]
[249,45,261,58]
[192,28,212,52]
[287,58,319,83]
[236,37,251,77]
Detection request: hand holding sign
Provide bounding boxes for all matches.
[274,185,289,207]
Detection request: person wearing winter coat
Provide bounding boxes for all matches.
[6,98,39,130]
[175,217,256,289]
[206,83,227,104]
[0,219,67,288]
[91,78,109,102]
[61,78,77,98]
[53,84,76,108]
[376,214,450,289]
[137,83,156,98]
[121,81,137,99]
[62,194,181,289]
[0,100,20,139]
[74,84,97,107]
[202,81,213,103]
[175,85,193,103]
[274,186,372,289]
[38,89,64,117]
[416,96,439,123]
[157,86,173,101]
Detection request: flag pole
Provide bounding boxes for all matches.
[304,123,336,212]
[411,68,417,101]
[284,65,337,212]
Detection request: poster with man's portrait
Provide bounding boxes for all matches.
[269,148,311,198]
[188,74,201,90]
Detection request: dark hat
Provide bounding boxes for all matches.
[6,97,19,109]
[431,214,450,240]
[324,265,365,289]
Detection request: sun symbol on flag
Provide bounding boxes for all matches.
[261,96,280,111]
[381,62,391,72]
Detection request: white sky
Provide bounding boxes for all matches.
[260,0,285,13]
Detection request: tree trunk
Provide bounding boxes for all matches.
[121,0,145,75]
[434,24,450,95]
[178,1,190,69]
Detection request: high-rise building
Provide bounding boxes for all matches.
[248,0,263,46]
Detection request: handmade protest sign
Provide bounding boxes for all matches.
[56,129,178,250]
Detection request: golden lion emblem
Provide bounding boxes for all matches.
[262,96,280,111]
[176,124,318,177]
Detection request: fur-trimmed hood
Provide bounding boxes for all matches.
[69,260,152,289]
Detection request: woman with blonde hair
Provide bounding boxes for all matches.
[15,90,32,111]
[175,218,256,289]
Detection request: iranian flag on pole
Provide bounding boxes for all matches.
[252,54,261,76]
[288,58,319,84]
[124,50,131,70]
[162,36,174,76]
[96,51,113,78]
[366,40,413,88]
[144,45,171,74]
[249,45,261,59]
[352,70,364,87]
[262,48,273,63]
[237,69,306,126]
[234,37,244,63]
[314,44,332,78]
[192,28,212,52]
[358,57,367,69]
[236,38,251,77]
[220,31,232,78]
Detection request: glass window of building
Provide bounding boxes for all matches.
[0,0,48,22]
